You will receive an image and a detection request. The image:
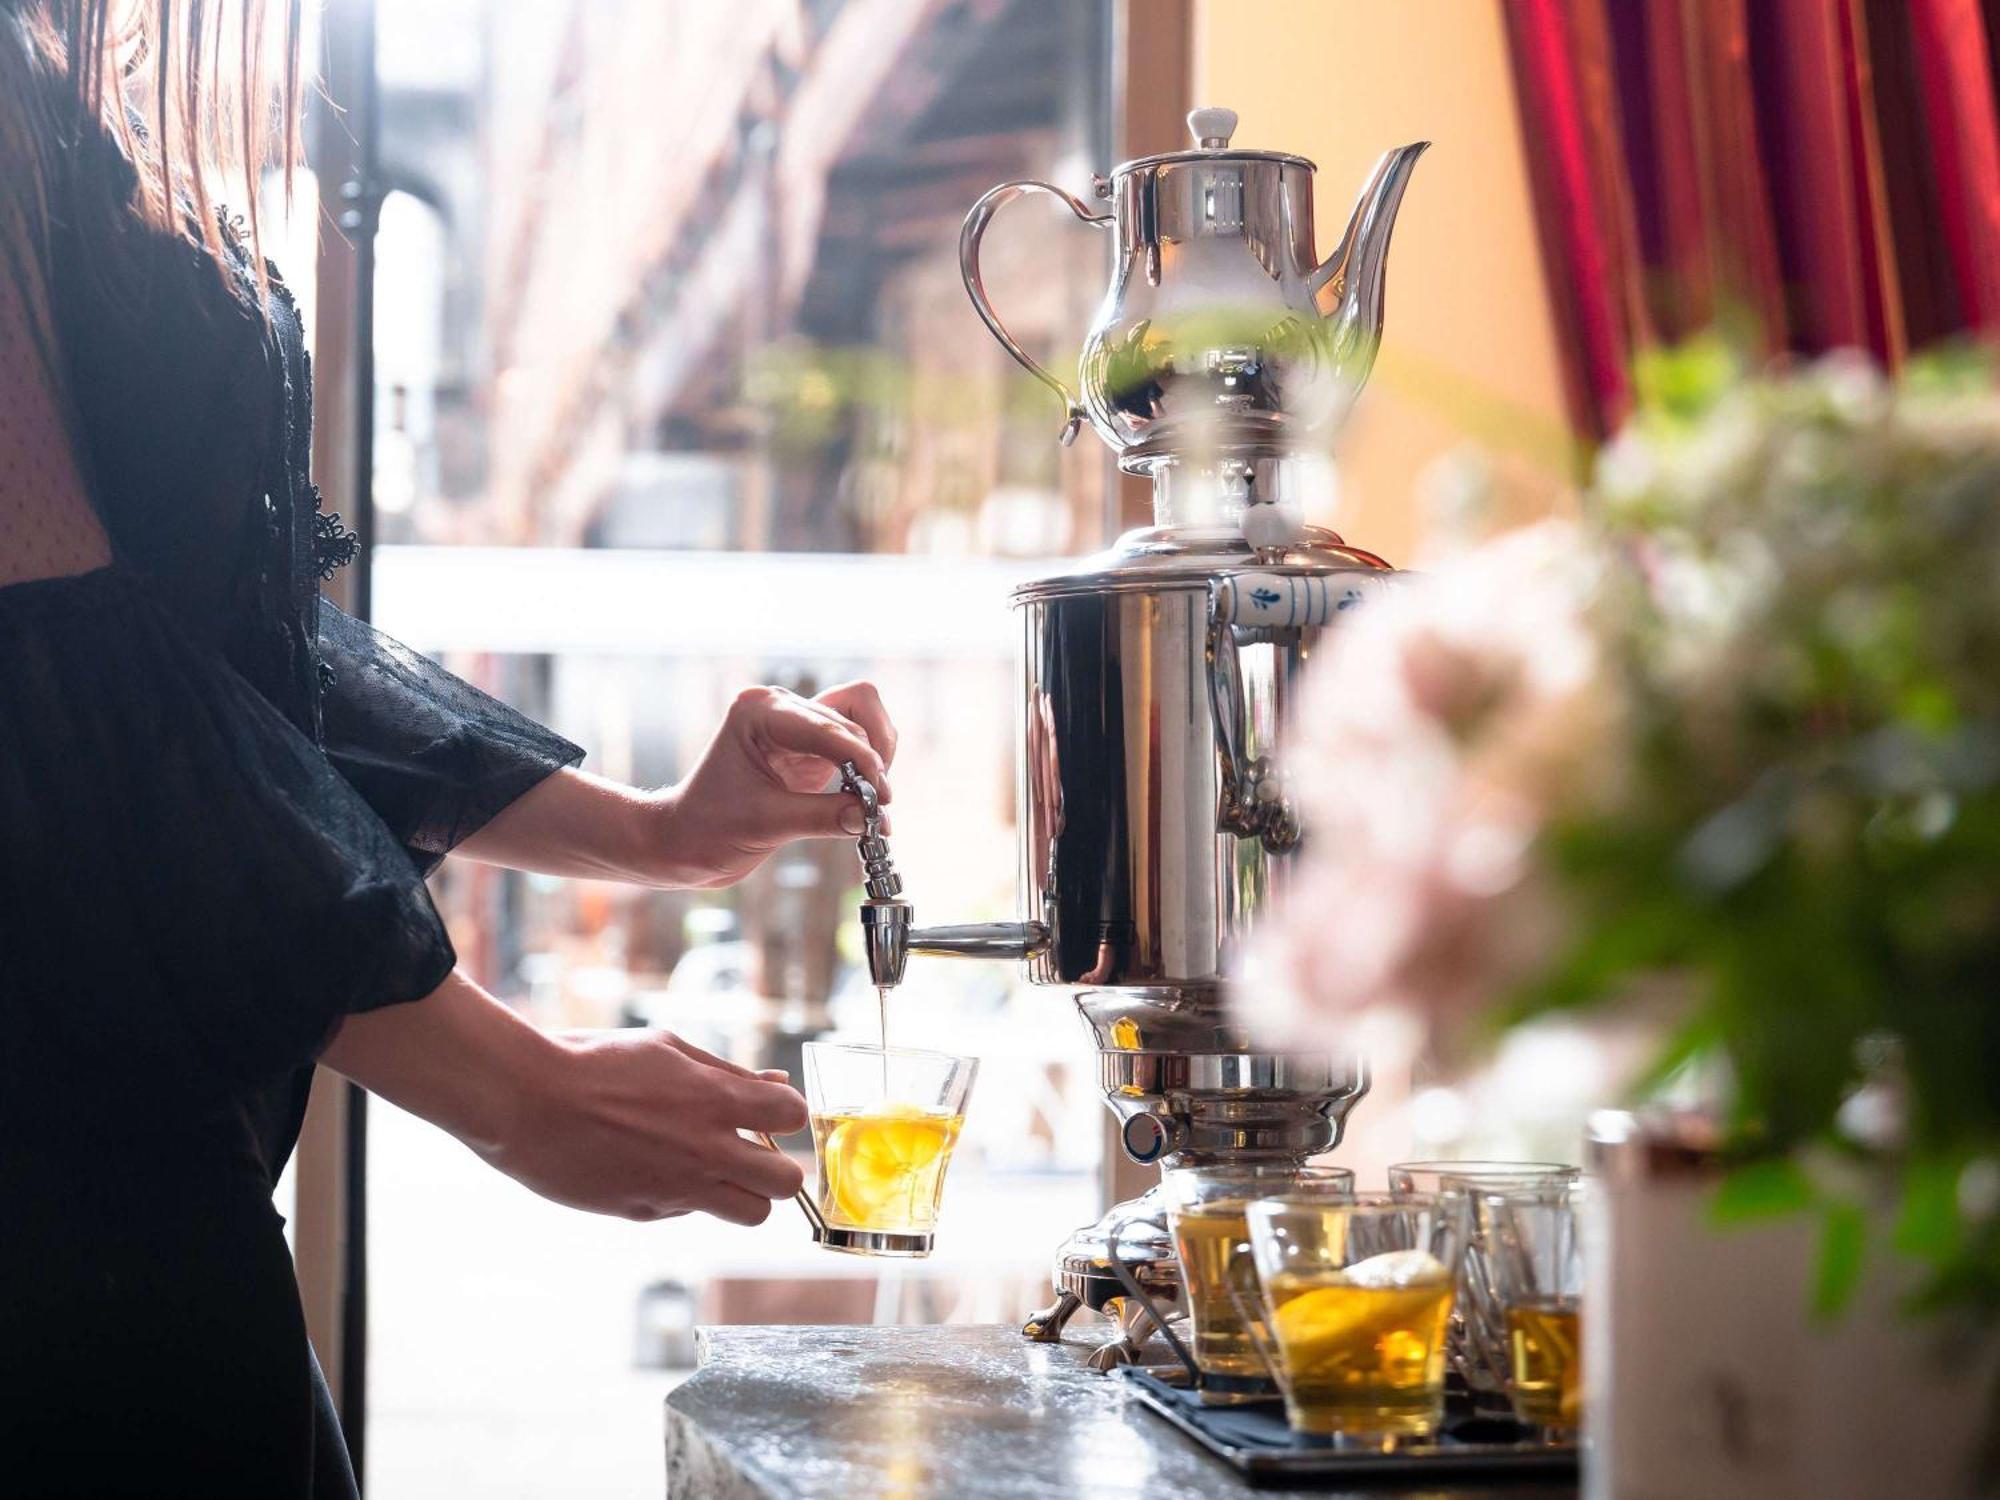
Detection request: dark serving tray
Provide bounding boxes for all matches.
[1117,1367,1580,1488]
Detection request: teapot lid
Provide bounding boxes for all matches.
[1112,106,1315,179]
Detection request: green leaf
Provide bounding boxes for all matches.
[1902,339,1998,395]
[1633,334,1742,422]
[1893,1154,1966,1265]
[1812,1199,1869,1320]
[1709,1159,1816,1225]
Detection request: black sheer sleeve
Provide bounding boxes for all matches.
[316,601,584,877]
[0,571,456,1111]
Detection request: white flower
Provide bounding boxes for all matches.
[1236,521,1621,1051]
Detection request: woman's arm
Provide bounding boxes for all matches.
[454,680,899,890]
[321,969,809,1224]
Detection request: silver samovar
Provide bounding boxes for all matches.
[846,108,1426,1363]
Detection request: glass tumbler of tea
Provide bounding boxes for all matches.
[1244,1192,1470,1443]
[1161,1163,1354,1388]
[1388,1160,1579,1402]
[1484,1181,1586,1436]
[801,1042,977,1257]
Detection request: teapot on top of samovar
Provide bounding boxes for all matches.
[841,107,1426,1362]
[961,106,1427,466]
[854,107,1429,1000]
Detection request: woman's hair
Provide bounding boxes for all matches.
[4,0,303,303]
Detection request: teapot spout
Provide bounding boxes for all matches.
[1310,142,1429,393]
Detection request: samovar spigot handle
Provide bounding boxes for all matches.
[840,761,910,987]
[838,760,1050,989]
[838,760,901,901]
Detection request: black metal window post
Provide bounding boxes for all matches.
[310,0,382,1484]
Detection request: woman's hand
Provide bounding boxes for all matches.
[454,680,898,891]
[651,679,898,889]
[495,1030,809,1224]
[323,972,810,1226]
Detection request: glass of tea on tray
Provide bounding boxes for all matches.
[1243,1193,1470,1443]
[801,1042,976,1257]
[1484,1180,1586,1437]
[1387,1160,1579,1404]
[1161,1163,1354,1389]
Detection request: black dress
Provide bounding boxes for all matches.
[0,34,583,1500]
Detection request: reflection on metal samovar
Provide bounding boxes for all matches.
[846,105,1425,1363]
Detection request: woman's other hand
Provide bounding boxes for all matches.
[493,1030,809,1224]
[324,974,811,1226]
[652,680,898,889]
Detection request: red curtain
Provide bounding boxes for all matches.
[1503,0,2000,441]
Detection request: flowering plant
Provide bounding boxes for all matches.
[1247,341,2000,1317]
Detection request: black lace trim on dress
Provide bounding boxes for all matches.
[310,488,359,581]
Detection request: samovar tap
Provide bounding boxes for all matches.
[838,761,1047,989]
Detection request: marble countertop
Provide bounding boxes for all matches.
[665,1325,1580,1499]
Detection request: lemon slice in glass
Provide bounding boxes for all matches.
[825,1106,956,1228]
[1271,1255,1453,1378]
[1341,1249,1449,1289]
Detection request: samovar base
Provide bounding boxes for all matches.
[1018,993,1372,1364]
[1018,1185,1184,1369]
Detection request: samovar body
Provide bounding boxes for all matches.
[1016,530,1392,995]
[850,106,1425,1359]
[1005,517,1388,1353]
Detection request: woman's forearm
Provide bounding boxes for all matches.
[454,767,676,884]
[320,968,559,1159]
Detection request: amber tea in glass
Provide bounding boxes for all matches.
[1388,1160,1579,1401]
[1505,1295,1581,1429]
[1245,1193,1469,1442]
[1162,1164,1353,1383]
[1485,1182,1587,1434]
[802,1042,976,1257]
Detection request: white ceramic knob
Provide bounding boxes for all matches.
[1187,107,1238,150]
[1241,501,1304,553]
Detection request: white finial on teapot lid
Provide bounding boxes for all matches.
[1187,107,1238,150]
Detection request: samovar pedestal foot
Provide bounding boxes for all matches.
[1020,1289,1082,1343]
[1085,1338,1142,1371]
[1021,1286,1170,1369]
[1020,1189,1187,1368]
[1083,1307,1158,1372]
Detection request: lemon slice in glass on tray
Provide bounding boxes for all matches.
[1270,1252,1453,1377]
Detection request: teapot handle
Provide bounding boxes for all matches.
[959,180,1112,445]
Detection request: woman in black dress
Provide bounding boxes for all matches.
[0,4,897,1493]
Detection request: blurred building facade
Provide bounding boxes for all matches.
[386,0,1112,556]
